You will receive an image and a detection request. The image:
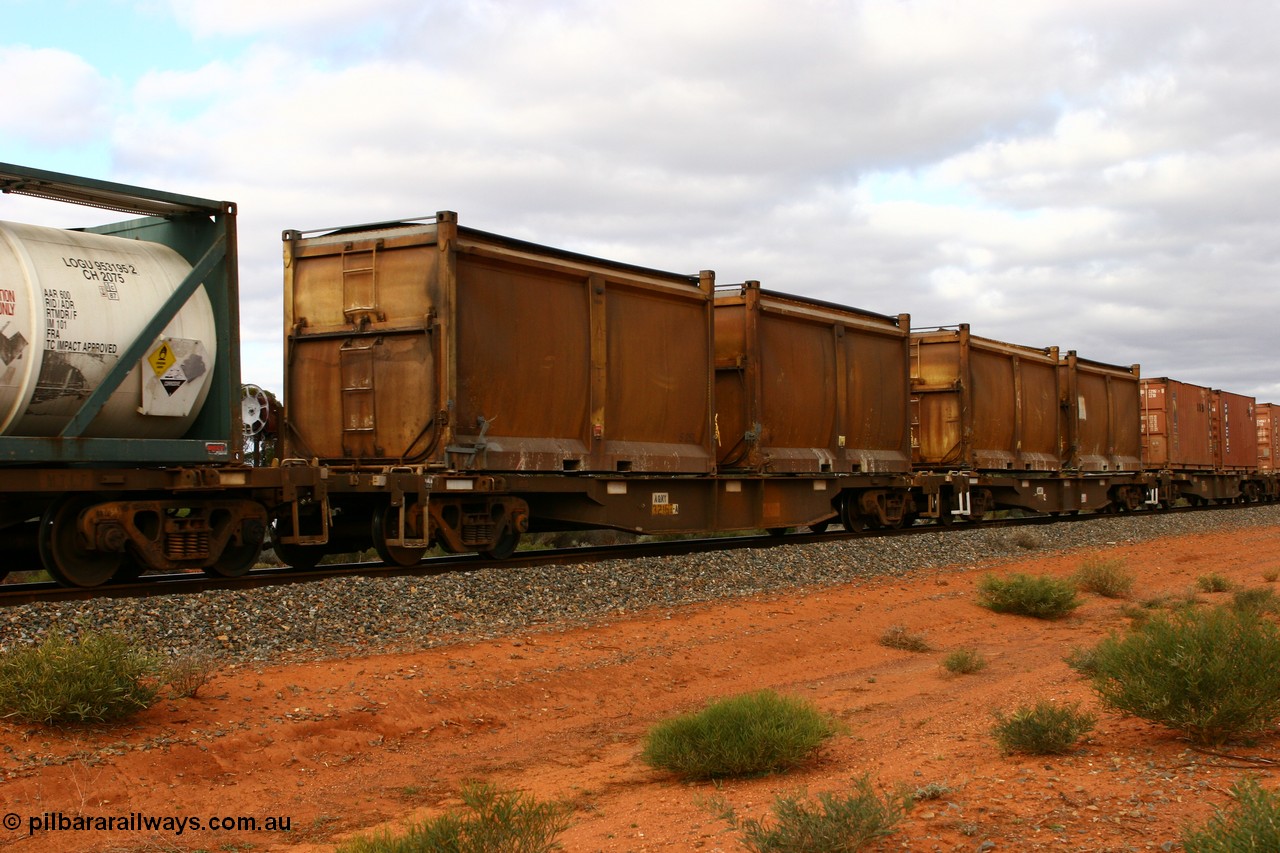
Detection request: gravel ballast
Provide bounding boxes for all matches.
[4,506,1278,663]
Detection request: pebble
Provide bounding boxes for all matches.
[2,506,1277,664]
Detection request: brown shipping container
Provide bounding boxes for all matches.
[910,326,1061,471]
[282,212,716,473]
[1214,389,1257,471]
[1057,353,1142,472]
[1258,403,1280,471]
[1140,378,1214,470]
[713,282,911,474]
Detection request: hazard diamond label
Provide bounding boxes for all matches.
[160,364,187,396]
[148,342,175,377]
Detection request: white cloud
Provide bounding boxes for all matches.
[165,0,414,38]
[0,47,114,146]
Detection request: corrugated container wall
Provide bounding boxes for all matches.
[910,326,1062,471]
[1214,389,1257,471]
[713,283,911,474]
[282,213,716,474]
[1140,378,1214,470]
[1057,353,1142,472]
[1258,403,1280,472]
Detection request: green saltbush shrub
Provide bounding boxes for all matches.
[1181,777,1280,852]
[641,690,839,780]
[1231,586,1280,616]
[336,782,569,853]
[941,648,988,675]
[992,701,1095,755]
[1196,573,1233,593]
[0,632,159,724]
[1089,606,1280,745]
[726,776,910,853]
[977,573,1081,619]
[1072,556,1134,598]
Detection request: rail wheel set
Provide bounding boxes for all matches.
[0,164,1274,589]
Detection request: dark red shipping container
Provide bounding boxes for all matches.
[1141,378,1257,472]
[1258,403,1280,472]
[1141,378,1213,470]
[1214,389,1257,472]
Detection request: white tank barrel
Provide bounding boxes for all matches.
[0,220,217,438]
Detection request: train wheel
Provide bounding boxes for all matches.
[205,535,263,578]
[274,541,324,571]
[839,500,864,533]
[269,520,325,571]
[481,526,521,559]
[371,504,428,567]
[38,495,121,588]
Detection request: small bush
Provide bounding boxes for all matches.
[1072,556,1134,598]
[0,632,160,725]
[1122,592,1201,626]
[1064,646,1099,676]
[1197,573,1233,593]
[1262,568,1279,583]
[977,573,1081,619]
[1232,586,1280,616]
[337,782,569,853]
[1006,529,1046,550]
[725,776,910,853]
[879,625,931,653]
[941,648,987,675]
[1089,607,1280,745]
[992,701,1095,755]
[164,648,220,699]
[912,781,953,801]
[1181,777,1280,852]
[641,690,839,780]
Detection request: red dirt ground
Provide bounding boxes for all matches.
[4,521,1280,852]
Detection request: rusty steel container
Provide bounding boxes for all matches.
[1258,403,1280,471]
[910,325,1061,471]
[713,282,911,474]
[282,212,715,473]
[1140,378,1214,470]
[1057,353,1142,472]
[1214,389,1257,471]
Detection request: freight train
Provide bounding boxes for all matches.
[1,164,1275,588]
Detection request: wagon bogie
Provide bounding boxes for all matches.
[34,491,269,587]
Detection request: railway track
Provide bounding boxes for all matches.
[0,502,1250,608]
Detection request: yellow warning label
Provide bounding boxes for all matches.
[147,342,175,377]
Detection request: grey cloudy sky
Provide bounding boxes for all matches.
[3,0,1277,400]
